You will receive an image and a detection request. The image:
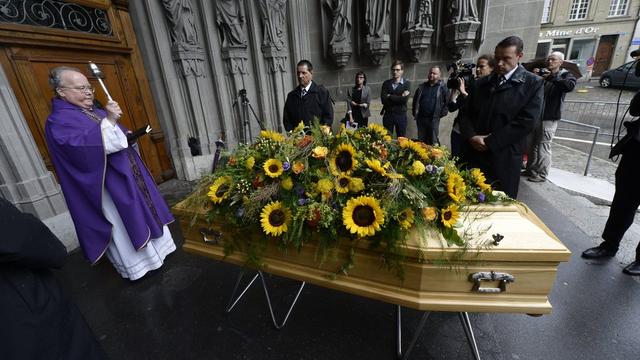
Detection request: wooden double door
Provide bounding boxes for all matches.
[0,46,175,183]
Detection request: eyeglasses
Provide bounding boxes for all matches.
[392,68,403,72]
[356,76,365,78]
[60,85,95,93]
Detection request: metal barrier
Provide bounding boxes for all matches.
[555,100,629,176]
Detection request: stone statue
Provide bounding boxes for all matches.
[325,0,352,46]
[259,0,287,50]
[216,0,247,48]
[365,0,391,38]
[406,0,432,30]
[449,0,479,23]
[161,0,200,46]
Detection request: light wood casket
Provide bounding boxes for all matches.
[174,201,571,315]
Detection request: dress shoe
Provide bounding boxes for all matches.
[581,246,616,259]
[527,175,546,182]
[623,261,640,276]
[520,170,534,177]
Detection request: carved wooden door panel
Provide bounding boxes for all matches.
[0,46,175,182]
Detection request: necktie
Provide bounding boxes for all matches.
[301,88,307,97]
[498,75,507,87]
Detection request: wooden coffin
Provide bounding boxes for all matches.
[173,201,571,315]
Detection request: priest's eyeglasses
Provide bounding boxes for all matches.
[60,85,95,93]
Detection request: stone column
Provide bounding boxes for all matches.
[0,64,77,250]
[288,0,311,68]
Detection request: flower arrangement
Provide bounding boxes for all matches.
[190,122,507,278]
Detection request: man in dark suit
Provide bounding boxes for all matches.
[381,60,411,137]
[283,59,333,131]
[459,36,544,198]
[412,65,449,145]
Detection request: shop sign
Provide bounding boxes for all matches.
[539,26,600,38]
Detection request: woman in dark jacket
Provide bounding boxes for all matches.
[0,197,107,360]
[347,71,371,128]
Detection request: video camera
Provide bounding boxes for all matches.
[537,68,551,76]
[447,61,475,90]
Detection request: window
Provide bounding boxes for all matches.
[568,0,590,20]
[608,0,629,17]
[541,0,553,23]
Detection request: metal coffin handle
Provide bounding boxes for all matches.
[200,228,223,244]
[469,271,515,293]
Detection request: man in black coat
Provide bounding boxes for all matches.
[283,59,333,131]
[459,36,544,198]
[412,65,449,145]
[582,90,640,275]
[0,197,107,359]
[381,60,411,137]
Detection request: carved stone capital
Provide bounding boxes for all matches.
[329,41,352,68]
[403,27,434,62]
[366,34,390,65]
[262,46,288,73]
[443,21,480,60]
[171,42,205,77]
[222,47,249,75]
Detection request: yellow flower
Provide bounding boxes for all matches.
[263,159,284,178]
[366,158,388,176]
[343,196,385,237]
[335,175,351,193]
[281,177,293,190]
[330,143,359,174]
[408,160,426,176]
[311,146,329,159]
[397,208,415,230]
[368,123,389,138]
[431,148,444,159]
[441,204,460,228]
[260,201,292,236]
[471,168,492,192]
[397,137,409,147]
[409,141,430,161]
[421,207,437,221]
[348,177,365,193]
[317,178,334,194]
[260,130,285,142]
[293,121,306,133]
[320,125,332,135]
[246,156,255,170]
[447,173,466,203]
[207,176,232,204]
[292,161,305,174]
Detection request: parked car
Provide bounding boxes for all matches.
[599,61,640,89]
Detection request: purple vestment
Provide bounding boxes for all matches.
[45,98,174,264]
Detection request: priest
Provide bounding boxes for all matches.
[44,66,175,281]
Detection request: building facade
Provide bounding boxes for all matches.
[0,0,547,249]
[537,0,640,76]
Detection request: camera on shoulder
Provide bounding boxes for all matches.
[447,61,475,90]
[538,68,551,76]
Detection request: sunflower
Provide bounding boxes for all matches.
[335,175,351,193]
[368,123,389,138]
[343,196,385,237]
[470,168,492,192]
[441,204,460,228]
[263,159,284,178]
[408,141,430,161]
[260,201,292,236]
[348,177,365,193]
[397,208,415,230]
[330,143,359,174]
[260,130,285,142]
[447,172,466,203]
[366,158,388,176]
[207,176,232,204]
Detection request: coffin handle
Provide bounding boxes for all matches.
[200,227,223,244]
[469,271,515,293]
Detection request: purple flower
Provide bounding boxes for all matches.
[477,192,486,202]
[283,161,291,171]
[426,164,435,174]
[297,198,309,206]
[294,185,305,196]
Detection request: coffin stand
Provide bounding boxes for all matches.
[174,201,571,359]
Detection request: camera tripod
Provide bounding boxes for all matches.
[232,89,265,144]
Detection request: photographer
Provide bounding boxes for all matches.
[449,55,494,157]
[412,65,449,145]
[523,51,576,182]
[582,85,640,275]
